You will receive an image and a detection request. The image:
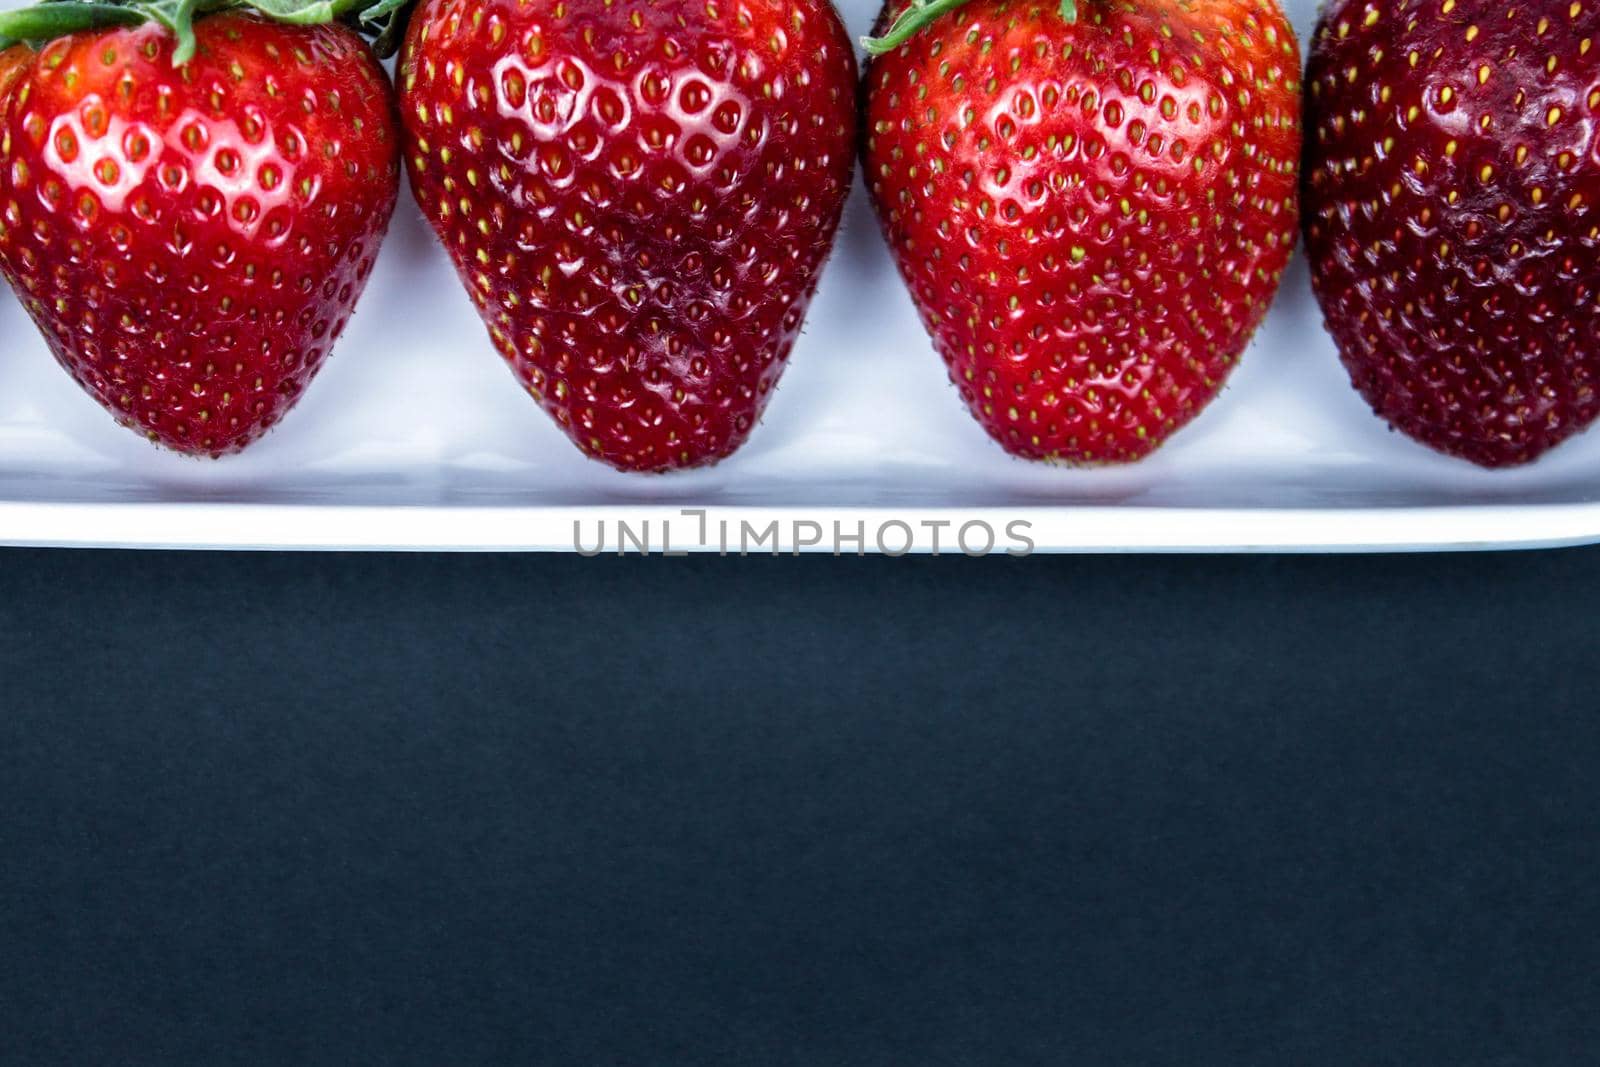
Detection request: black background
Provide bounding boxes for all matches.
[1,547,1597,1064]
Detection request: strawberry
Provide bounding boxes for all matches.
[398,0,857,471]
[1303,0,1600,467]
[0,7,400,456]
[862,0,1301,463]
[0,38,24,93]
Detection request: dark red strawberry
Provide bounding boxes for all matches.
[863,0,1301,464]
[398,0,857,471]
[1303,0,1600,467]
[0,9,399,456]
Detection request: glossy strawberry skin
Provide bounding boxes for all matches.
[0,16,399,456]
[864,0,1300,464]
[399,0,856,472]
[1303,0,1600,467]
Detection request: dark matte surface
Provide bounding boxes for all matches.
[0,548,1597,1065]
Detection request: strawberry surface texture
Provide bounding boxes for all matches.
[0,15,400,456]
[1303,0,1600,467]
[863,0,1301,463]
[400,0,858,472]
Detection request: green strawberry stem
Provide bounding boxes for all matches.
[0,0,412,62]
[862,0,1076,54]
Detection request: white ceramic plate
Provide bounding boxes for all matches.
[2,0,1598,553]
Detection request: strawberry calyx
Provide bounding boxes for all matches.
[0,0,413,62]
[862,0,1077,54]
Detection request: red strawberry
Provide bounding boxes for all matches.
[1303,0,1600,467]
[0,11,399,456]
[0,40,24,93]
[863,0,1301,463]
[398,0,857,472]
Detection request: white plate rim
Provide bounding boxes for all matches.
[3,501,1598,552]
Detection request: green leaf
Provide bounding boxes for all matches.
[355,0,407,27]
[0,0,410,60]
[355,0,409,57]
[0,1,144,50]
[126,0,201,63]
[240,0,338,23]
